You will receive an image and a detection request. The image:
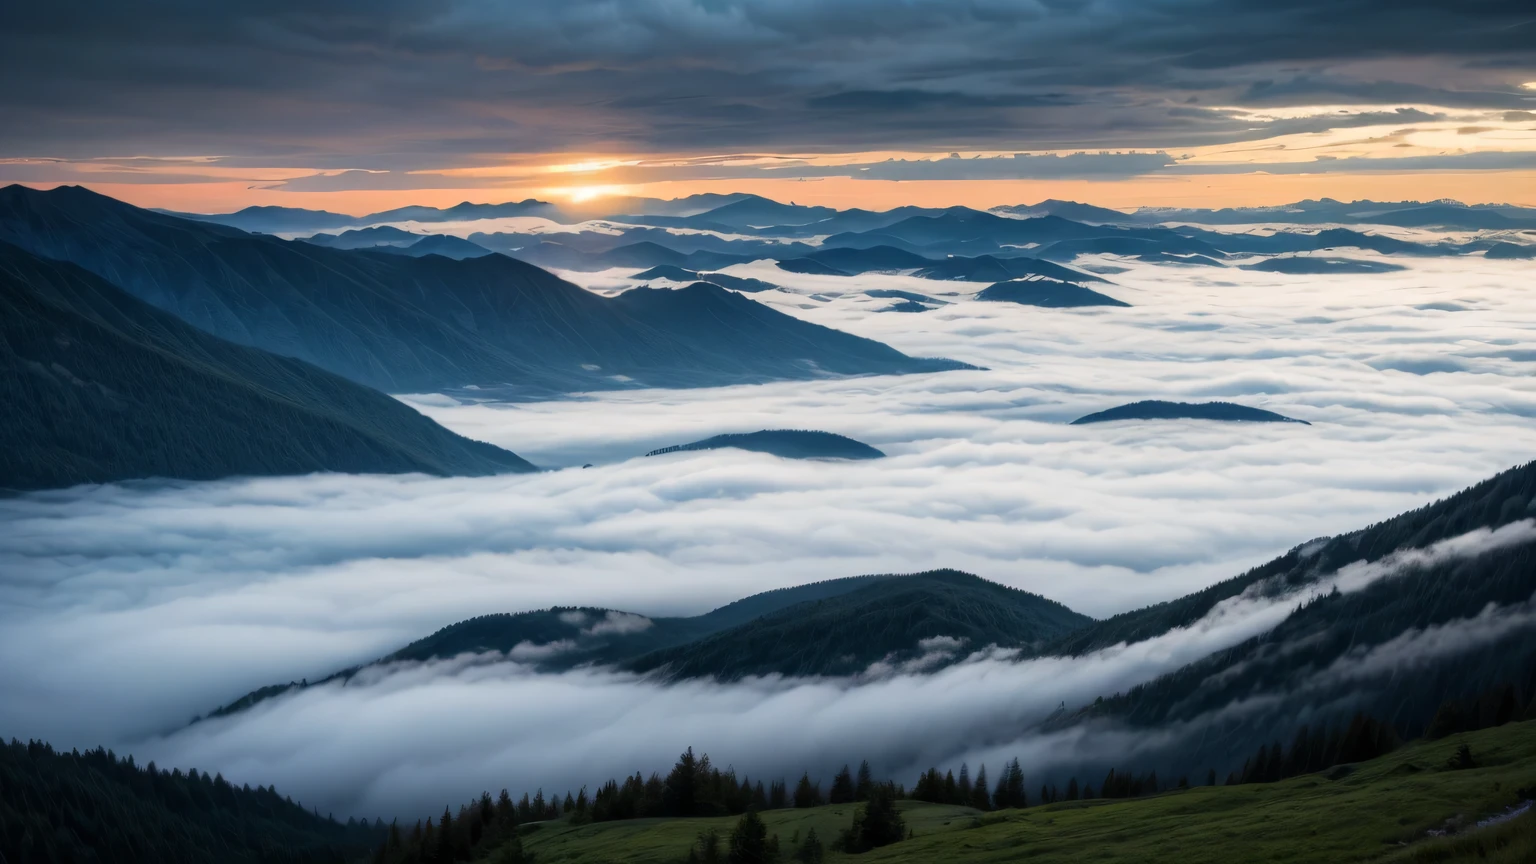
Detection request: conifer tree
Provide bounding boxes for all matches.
[970,764,991,811]
[843,783,906,853]
[855,760,874,801]
[793,773,823,808]
[435,807,453,864]
[727,810,769,864]
[829,765,855,804]
[695,828,723,864]
[793,827,824,864]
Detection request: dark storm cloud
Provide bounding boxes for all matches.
[0,2,1532,163]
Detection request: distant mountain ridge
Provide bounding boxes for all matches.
[645,430,886,460]
[630,265,780,293]
[0,185,967,397]
[1127,197,1536,230]
[1071,401,1308,425]
[978,277,1130,308]
[161,198,566,234]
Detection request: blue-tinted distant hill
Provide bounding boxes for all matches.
[631,264,780,293]
[1071,400,1308,425]
[977,277,1130,308]
[777,257,850,276]
[156,204,361,235]
[0,241,534,491]
[993,199,1136,224]
[1241,256,1406,274]
[645,429,885,460]
[387,234,495,260]
[303,225,421,249]
[1129,198,1536,230]
[692,196,837,229]
[865,288,949,305]
[610,284,970,379]
[1486,242,1536,260]
[359,198,563,224]
[0,185,964,397]
[162,198,569,233]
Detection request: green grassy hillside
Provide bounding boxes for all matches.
[512,720,1536,864]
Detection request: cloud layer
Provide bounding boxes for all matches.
[3,252,1536,817]
[132,520,1536,818]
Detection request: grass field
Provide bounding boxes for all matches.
[516,720,1536,863]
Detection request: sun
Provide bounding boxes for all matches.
[564,184,625,202]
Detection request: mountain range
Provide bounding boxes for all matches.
[163,192,1531,283]
[0,185,966,398]
[165,192,1536,245]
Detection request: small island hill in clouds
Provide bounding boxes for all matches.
[3,2,1536,863]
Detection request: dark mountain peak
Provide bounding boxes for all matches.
[697,196,837,227]
[625,568,1094,681]
[777,257,850,276]
[805,245,932,272]
[645,429,886,460]
[631,264,700,281]
[398,233,493,259]
[1241,256,1406,274]
[1071,400,1309,425]
[617,280,738,307]
[977,277,1130,307]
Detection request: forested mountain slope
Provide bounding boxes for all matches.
[0,738,380,864]
[0,242,533,491]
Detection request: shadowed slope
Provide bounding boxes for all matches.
[0,242,534,491]
[625,570,1093,681]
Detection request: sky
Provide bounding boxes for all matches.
[3,1,1535,212]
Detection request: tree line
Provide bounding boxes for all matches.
[0,738,380,864]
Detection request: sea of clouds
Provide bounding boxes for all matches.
[3,250,1536,817]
